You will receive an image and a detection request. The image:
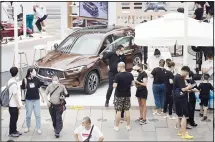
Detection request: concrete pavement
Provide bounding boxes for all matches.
[1,107,213,141]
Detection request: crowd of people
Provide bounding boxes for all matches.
[1,2,48,37]
[102,46,214,140]
[3,45,214,141]
[2,1,214,141]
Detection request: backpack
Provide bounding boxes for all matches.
[0,82,17,107]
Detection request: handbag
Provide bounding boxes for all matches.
[83,125,94,142]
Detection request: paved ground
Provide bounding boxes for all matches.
[1,107,214,141]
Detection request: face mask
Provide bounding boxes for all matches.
[52,80,59,84]
[119,52,124,55]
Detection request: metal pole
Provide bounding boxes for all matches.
[23,3,27,38]
[183,2,188,65]
[60,2,65,40]
[13,2,19,69]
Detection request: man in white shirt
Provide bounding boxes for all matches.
[74,117,104,142]
[201,52,214,80]
[23,2,35,32]
[8,67,22,137]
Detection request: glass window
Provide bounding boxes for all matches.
[69,34,104,55]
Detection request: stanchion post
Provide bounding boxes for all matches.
[13,2,20,79]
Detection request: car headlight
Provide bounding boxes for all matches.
[65,66,86,75]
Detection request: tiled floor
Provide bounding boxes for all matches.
[1,107,213,141]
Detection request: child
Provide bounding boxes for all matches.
[134,63,148,125]
[198,74,214,121]
[186,71,199,127]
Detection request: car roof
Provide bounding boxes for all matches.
[73,25,130,34]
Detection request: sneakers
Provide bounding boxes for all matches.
[186,124,192,129]
[113,126,119,132]
[126,125,131,131]
[163,115,169,119]
[24,128,29,133]
[105,101,109,107]
[201,116,207,121]
[177,131,188,136]
[15,131,22,136]
[189,122,197,127]
[37,129,42,134]
[139,120,147,125]
[9,133,20,137]
[181,133,194,139]
[135,118,143,123]
[55,133,60,138]
[169,116,176,120]
[199,113,203,117]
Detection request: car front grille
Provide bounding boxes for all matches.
[38,68,65,79]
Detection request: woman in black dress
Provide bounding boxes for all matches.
[135,63,148,125]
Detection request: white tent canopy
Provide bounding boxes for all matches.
[134,12,213,47]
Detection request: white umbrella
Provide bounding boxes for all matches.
[134,12,213,47]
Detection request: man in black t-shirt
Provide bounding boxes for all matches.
[103,45,125,107]
[193,2,204,20]
[113,62,134,132]
[173,66,193,139]
[163,61,175,119]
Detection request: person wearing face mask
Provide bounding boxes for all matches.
[134,64,148,125]
[43,75,68,138]
[163,61,176,120]
[74,117,104,142]
[102,45,125,117]
[147,49,165,71]
[21,68,44,134]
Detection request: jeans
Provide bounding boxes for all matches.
[26,14,34,31]
[49,104,63,134]
[9,107,19,134]
[152,84,165,109]
[25,99,41,129]
[35,15,48,32]
[163,92,173,115]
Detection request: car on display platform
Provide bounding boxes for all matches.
[34,25,143,94]
[83,2,99,17]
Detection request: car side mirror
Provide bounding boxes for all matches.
[54,43,58,50]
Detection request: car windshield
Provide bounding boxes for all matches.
[57,34,104,55]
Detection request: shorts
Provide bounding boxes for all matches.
[114,97,131,111]
[136,88,148,99]
[175,98,189,118]
[200,98,209,107]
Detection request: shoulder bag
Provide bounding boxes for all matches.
[83,125,94,142]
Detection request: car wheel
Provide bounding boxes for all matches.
[84,71,99,94]
[133,54,142,66]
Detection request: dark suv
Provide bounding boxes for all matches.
[35,25,143,94]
